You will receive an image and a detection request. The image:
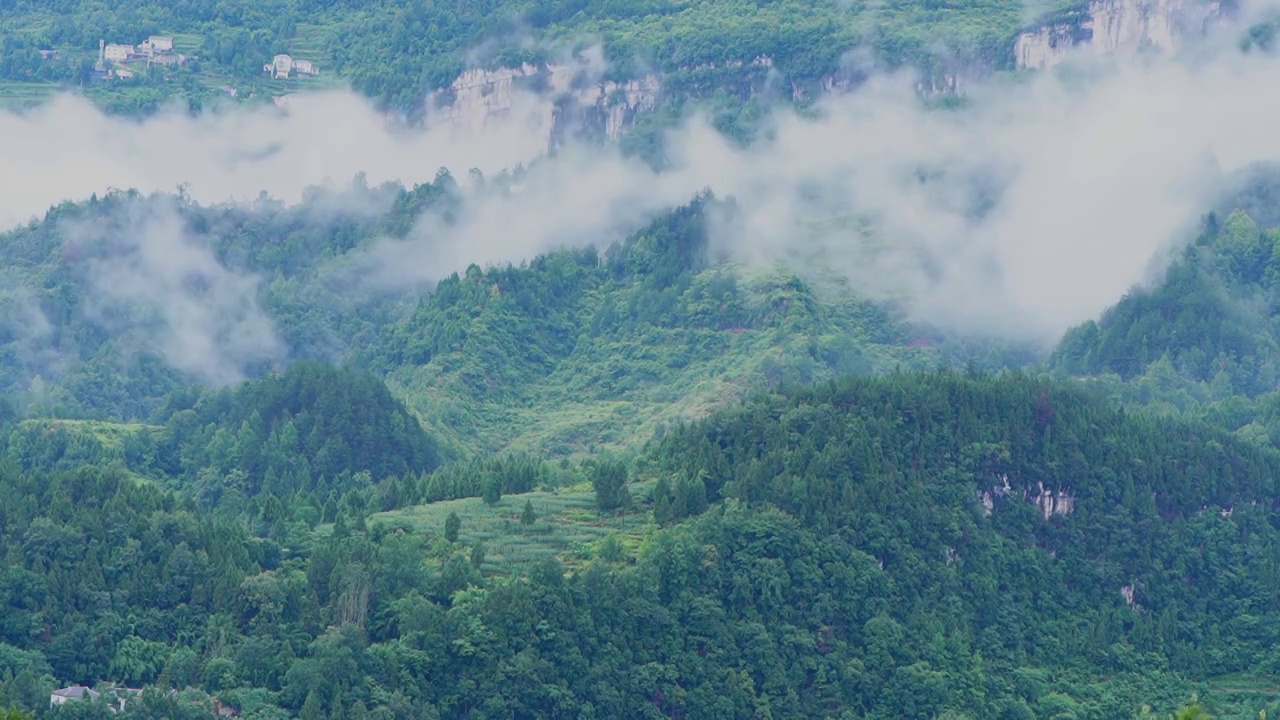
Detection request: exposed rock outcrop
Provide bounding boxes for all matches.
[430,62,661,146]
[978,475,1075,520]
[1029,481,1076,520]
[1014,0,1227,70]
[429,0,1238,144]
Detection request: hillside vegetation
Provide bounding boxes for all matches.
[7,161,1280,718]
[0,0,1038,114]
[5,371,1280,719]
[0,185,992,461]
[373,196,959,457]
[6,5,1280,712]
[1052,170,1280,449]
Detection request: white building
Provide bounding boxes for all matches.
[104,43,134,62]
[51,687,100,707]
[293,59,318,76]
[265,54,293,79]
[139,35,174,55]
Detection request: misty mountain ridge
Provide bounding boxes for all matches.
[0,183,1043,460]
[8,131,1280,452]
[6,1,1280,718]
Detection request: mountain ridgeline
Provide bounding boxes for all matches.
[6,361,440,507]
[6,0,1280,714]
[1053,207,1280,395]
[2,372,1280,718]
[7,168,1280,717]
[1050,184,1280,448]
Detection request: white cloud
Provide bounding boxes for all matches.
[8,36,1280,364]
[61,199,286,385]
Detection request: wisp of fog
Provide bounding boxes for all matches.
[4,30,1280,385]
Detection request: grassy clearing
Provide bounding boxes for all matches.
[370,484,656,575]
[290,24,332,59]
[171,33,202,53]
[17,418,161,448]
[1205,672,1280,696]
[0,80,59,108]
[1200,673,1280,717]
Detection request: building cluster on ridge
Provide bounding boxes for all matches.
[50,685,239,717]
[50,686,141,713]
[264,53,320,79]
[96,35,187,79]
[88,33,319,86]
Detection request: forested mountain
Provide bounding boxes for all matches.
[0,185,1009,460]
[372,195,1010,456]
[7,166,1280,717]
[7,152,1280,716]
[1051,176,1280,449]
[0,0,1027,115]
[158,360,441,501]
[0,178,455,421]
[3,360,440,508]
[1053,207,1280,397]
[7,0,1280,716]
[4,371,1277,720]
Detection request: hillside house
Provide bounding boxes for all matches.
[50,686,100,707]
[265,54,293,78]
[292,59,318,76]
[139,35,173,55]
[104,44,134,62]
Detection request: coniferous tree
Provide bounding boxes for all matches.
[299,690,323,720]
[590,459,630,512]
[653,475,673,524]
[482,476,501,506]
[444,512,461,543]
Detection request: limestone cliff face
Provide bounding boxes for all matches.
[430,63,661,146]
[432,0,1234,143]
[571,74,663,139]
[978,474,1076,520]
[1014,0,1225,70]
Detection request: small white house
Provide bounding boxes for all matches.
[51,686,100,707]
[104,44,134,62]
[292,59,317,76]
[265,53,293,79]
[140,35,174,54]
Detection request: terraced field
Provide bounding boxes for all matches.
[0,80,58,109]
[370,482,656,575]
[16,417,161,447]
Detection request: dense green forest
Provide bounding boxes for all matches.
[0,183,1013,459]
[2,172,1280,718]
[5,370,1279,719]
[7,0,1280,703]
[1051,167,1280,450]
[0,0,1038,114]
